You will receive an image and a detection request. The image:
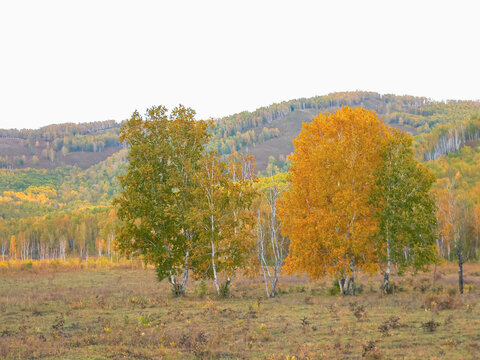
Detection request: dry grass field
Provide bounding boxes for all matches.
[0,260,479,359]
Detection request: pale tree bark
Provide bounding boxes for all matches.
[257,175,288,298]
[59,238,66,261]
[211,240,220,295]
[181,250,189,294]
[170,251,189,296]
[382,237,392,294]
[257,210,271,297]
[1,242,6,262]
[339,261,356,296]
[443,177,463,294]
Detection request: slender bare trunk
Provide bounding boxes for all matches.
[170,251,189,297]
[476,231,479,259]
[181,251,189,294]
[339,263,355,296]
[258,211,270,297]
[211,240,220,295]
[382,237,392,294]
[457,242,464,294]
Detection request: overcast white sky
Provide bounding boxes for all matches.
[0,0,479,129]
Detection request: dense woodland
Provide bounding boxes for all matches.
[1,92,480,290]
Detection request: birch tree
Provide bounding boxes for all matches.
[279,106,388,295]
[371,130,437,293]
[473,205,480,259]
[257,174,289,297]
[436,173,465,293]
[114,105,210,296]
[192,151,257,296]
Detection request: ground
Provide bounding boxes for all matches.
[0,261,479,359]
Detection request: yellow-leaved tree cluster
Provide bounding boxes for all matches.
[279,107,438,295]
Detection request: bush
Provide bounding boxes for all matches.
[425,294,461,311]
[219,279,231,298]
[21,261,33,270]
[421,320,440,332]
[328,280,340,296]
[195,281,207,298]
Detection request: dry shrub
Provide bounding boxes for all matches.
[421,320,440,332]
[378,316,405,336]
[425,294,462,311]
[178,331,209,357]
[362,341,383,359]
[414,278,431,293]
[349,302,367,320]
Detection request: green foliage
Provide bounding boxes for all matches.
[114,105,211,282]
[219,279,231,298]
[372,131,438,273]
[195,280,208,298]
[328,280,341,296]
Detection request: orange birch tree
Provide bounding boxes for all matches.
[279,106,389,295]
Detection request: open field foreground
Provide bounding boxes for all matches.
[1,262,480,359]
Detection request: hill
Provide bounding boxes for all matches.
[2,91,479,171]
[1,91,480,262]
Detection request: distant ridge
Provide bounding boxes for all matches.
[1,91,480,171]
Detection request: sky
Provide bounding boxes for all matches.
[0,0,479,130]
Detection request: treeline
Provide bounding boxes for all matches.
[419,115,480,161]
[0,151,126,220]
[207,91,435,156]
[2,93,480,169]
[49,132,121,153]
[426,141,480,261]
[207,127,280,155]
[0,120,120,140]
[0,149,127,261]
[0,208,117,262]
[0,121,122,169]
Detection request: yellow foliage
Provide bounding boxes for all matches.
[279,107,389,278]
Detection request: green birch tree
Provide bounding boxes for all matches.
[114,105,210,296]
[372,130,438,293]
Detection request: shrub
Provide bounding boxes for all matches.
[362,341,383,359]
[425,294,461,311]
[21,261,33,270]
[195,281,208,298]
[421,320,440,332]
[219,279,231,298]
[328,281,340,296]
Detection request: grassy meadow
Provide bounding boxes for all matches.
[0,260,479,359]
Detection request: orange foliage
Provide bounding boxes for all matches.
[279,107,390,279]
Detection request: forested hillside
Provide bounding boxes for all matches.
[1,91,480,263]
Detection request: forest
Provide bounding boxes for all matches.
[1,92,480,272]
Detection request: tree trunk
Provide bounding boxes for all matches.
[211,241,220,295]
[339,273,355,296]
[170,252,189,297]
[345,275,355,296]
[271,266,279,297]
[339,264,355,296]
[457,244,464,294]
[257,210,272,297]
[382,238,392,294]
[476,232,479,260]
[181,251,189,295]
